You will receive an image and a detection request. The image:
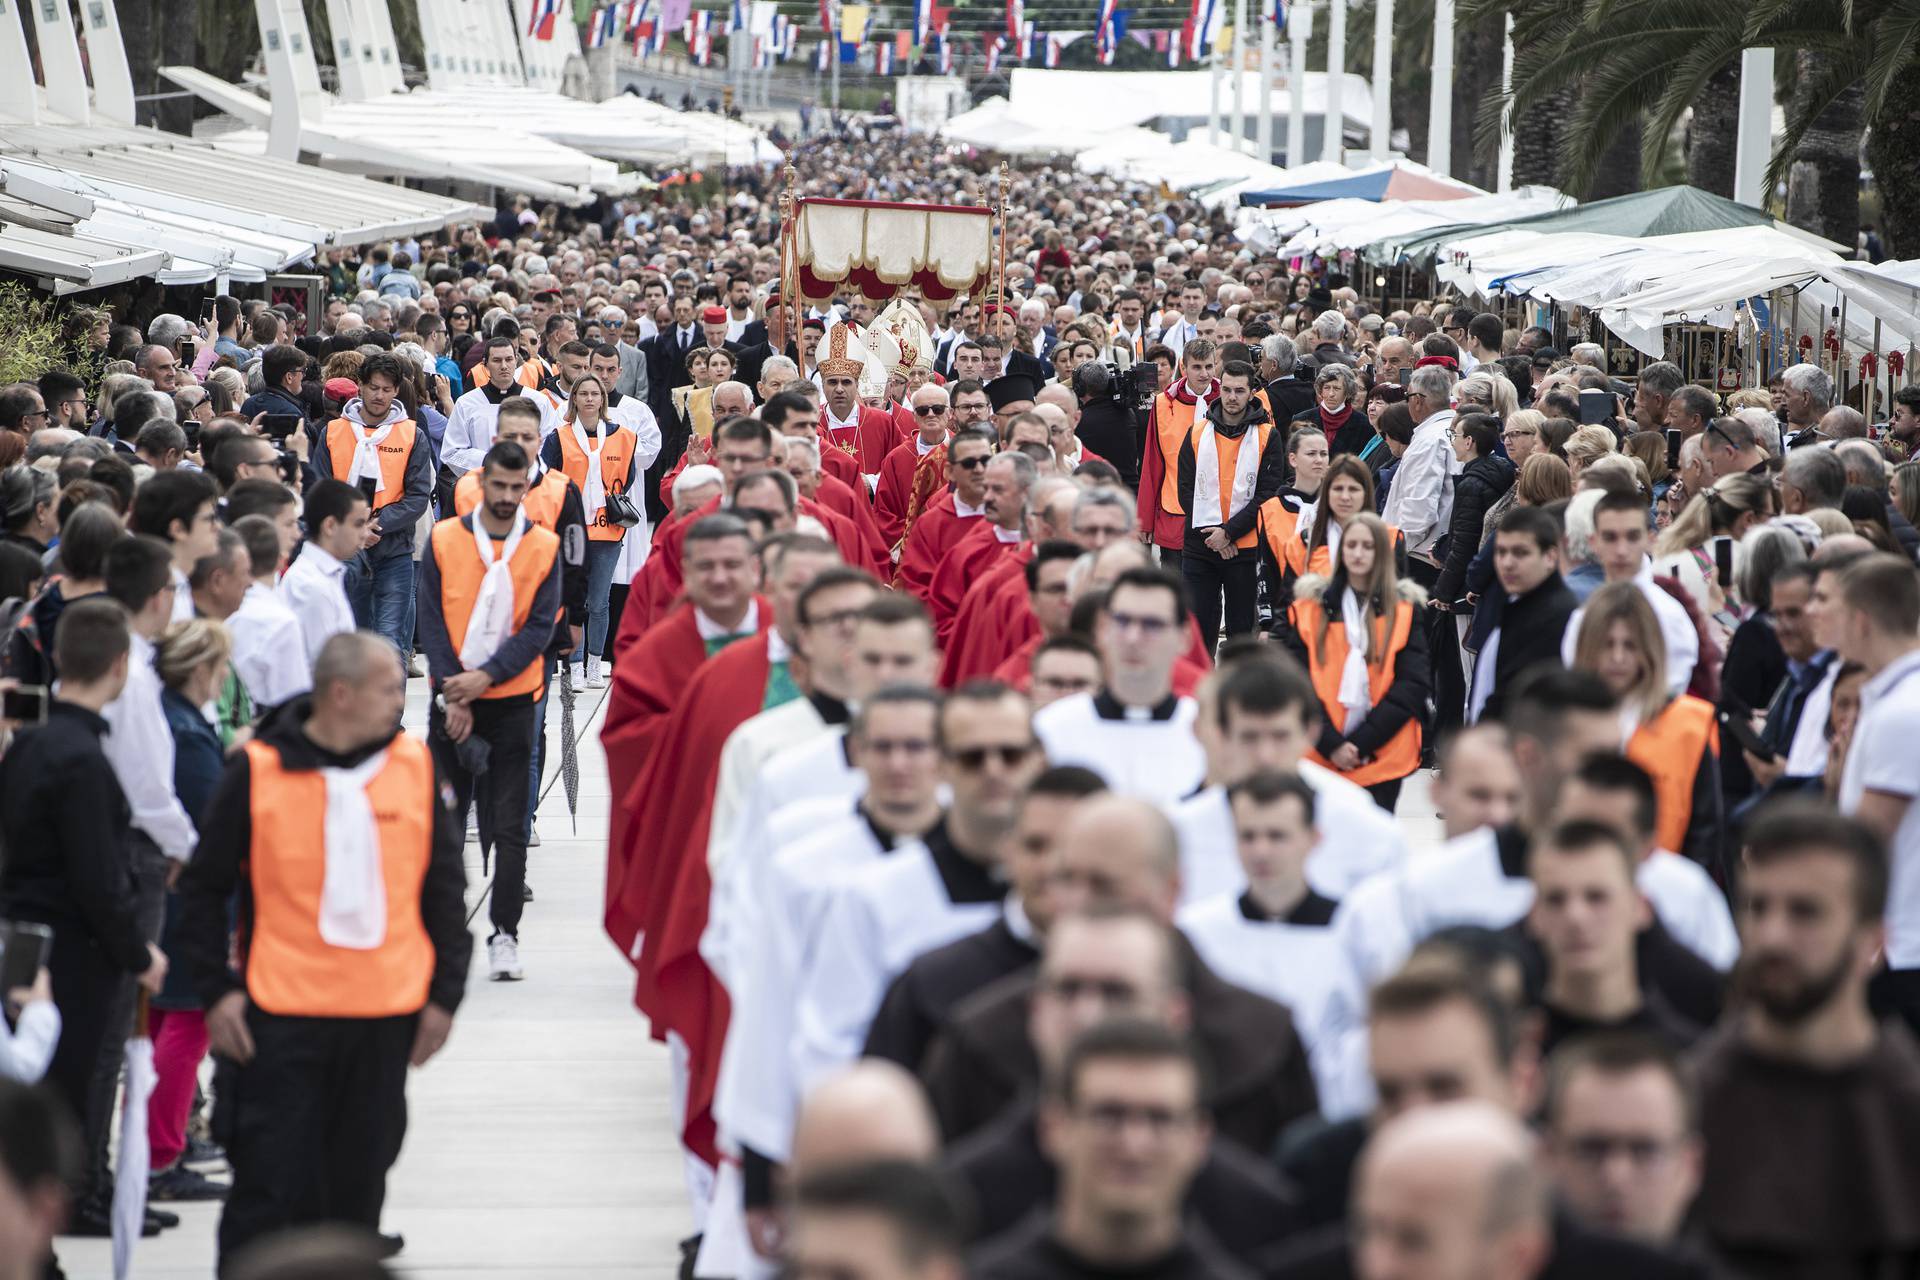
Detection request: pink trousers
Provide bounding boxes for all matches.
[146,1007,209,1171]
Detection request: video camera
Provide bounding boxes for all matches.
[1075,360,1158,412]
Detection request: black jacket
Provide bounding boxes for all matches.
[1478,571,1580,723]
[174,699,473,1015]
[948,1099,1298,1264]
[1176,398,1286,558]
[863,915,1038,1074]
[1075,398,1145,494]
[920,934,1318,1154]
[0,702,149,974]
[1434,451,1516,603]
[1265,375,1316,425]
[1291,405,1373,462]
[1275,569,1431,762]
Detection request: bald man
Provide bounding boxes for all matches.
[1350,1103,1552,1280]
[1034,384,1104,471]
[917,794,1318,1153]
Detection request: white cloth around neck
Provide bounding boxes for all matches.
[1190,420,1261,530]
[1337,587,1374,736]
[460,514,527,672]
[318,749,391,950]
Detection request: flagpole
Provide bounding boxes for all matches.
[830,0,840,113]
[1257,6,1273,163]
[1286,0,1308,166]
[1320,0,1344,162]
[1369,0,1391,161]
[1229,0,1245,153]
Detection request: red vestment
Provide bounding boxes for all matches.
[928,522,1026,645]
[601,599,769,959]
[875,435,945,549]
[939,550,1037,687]
[821,403,905,474]
[615,633,776,1166]
[894,493,982,598]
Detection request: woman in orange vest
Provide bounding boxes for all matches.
[1255,425,1328,620]
[539,374,639,690]
[1298,455,1407,580]
[1277,511,1430,812]
[1572,581,1724,875]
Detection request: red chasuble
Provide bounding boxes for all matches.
[894,493,981,599]
[811,474,891,566]
[938,548,1036,686]
[817,442,863,493]
[875,436,942,549]
[927,522,1026,645]
[615,632,775,1165]
[602,599,770,961]
[821,403,906,474]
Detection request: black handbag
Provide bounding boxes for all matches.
[603,490,643,528]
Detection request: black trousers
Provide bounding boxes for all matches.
[1407,558,1462,741]
[213,1008,416,1276]
[1182,550,1257,656]
[44,928,129,1195]
[432,696,534,938]
[82,836,168,1203]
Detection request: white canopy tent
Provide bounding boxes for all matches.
[1007,68,1373,137]
[1246,186,1571,257]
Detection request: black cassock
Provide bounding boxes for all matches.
[862,913,1039,1075]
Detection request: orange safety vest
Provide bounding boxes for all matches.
[1297,521,1405,578]
[1187,418,1275,549]
[1152,392,1201,516]
[322,418,417,515]
[1626,695,1718,854]
[468,357,545,391]
[429,515,561,698]
[242,735,435,1018]
[1289,590,1422,786]
[453,468,569,531]
[555,423,637,542]
[1259,497,1309,578]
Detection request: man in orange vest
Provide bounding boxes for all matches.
[175,631,471,1270]
[453,399,588,865]
[1175,358,1285,654]
[1137,337,1218,563]
[418,440,564,981]
[309,352,435,661]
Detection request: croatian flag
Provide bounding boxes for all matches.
[1095,0,1116,62]
[1269,0,1284,23]
[937,33,951,71]
[816,37,829,68]
[912,0,930,45]
[1017,18,1034,58]
[985,32,1001,73]
[818,0,831,30]
[529,0,560,39]
[587,5,616,47]
[730,0,747,28]
[874,41,891,72]
[1005,0,1021,39]
[1044,32,1061,66]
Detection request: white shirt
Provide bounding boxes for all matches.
[227,581,312,707]
[442,385,550,475]
[1842,649,1920,967]
[1785,658,1839,778]
[1170,768,1405,906]
[101,633,198,861]
[278,542,356,670]
[1560,560,1699,698]
[1381,409,1457,560]
[1034,691,1205,807]
[169,567,193,623]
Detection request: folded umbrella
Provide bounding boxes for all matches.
[112,992,157,1280]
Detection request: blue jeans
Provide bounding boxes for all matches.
[347,552,416,659]
[576,541,622,662]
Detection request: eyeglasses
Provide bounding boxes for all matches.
[802,607,865,631]
[1707,422,1737,451]
[1107,610,1174,636]
[952,454,991,471]
[1501,429,1538,442]
[914,404,948,417]
[947,742,1037,770]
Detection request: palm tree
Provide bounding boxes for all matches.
[1464,0,1920,254]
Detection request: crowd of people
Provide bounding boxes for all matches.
[0,128,1916,1278]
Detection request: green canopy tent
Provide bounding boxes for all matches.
[1366,185,1838,270]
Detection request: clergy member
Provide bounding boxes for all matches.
[926,451,1036,640]
[895,427,994,598]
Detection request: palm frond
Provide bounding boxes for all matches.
[1760,46,1872,193]
[1861,0,1920,120]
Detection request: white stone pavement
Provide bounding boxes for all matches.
[51,679,1446,1279]
[54,679,690,1279]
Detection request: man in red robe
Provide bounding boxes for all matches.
[602,512,768,961]
[875,382,953,548]
[766,386,863,495]
[894,426,993,598]
[926,452,1038,641]
[610,534,846,1168]
[817,321,904,476]
[939,481,1135,685]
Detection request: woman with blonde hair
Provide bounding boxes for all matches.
[1652,472,1771,629]
[1562,424,1617,483]
[148,618,234,1198]
[1893,460,1920,531]
[540,373,640,688]
[1455,370,1519,420]
[1276,511,1429,812]
[1572,582,1722,870]
[1294,455,1405,579]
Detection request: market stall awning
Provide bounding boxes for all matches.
[1238,162,1484,207]
[1376,184,1844,268]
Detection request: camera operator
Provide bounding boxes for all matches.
[1071,361,1147,495]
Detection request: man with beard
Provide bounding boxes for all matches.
[1694,800,1920,1279]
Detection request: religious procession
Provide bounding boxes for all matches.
[0,0,1918,1274]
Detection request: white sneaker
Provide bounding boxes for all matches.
[528,826,541,848]
[584,655,607,688]
[488,934,523,982]
[568,662,586,690]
